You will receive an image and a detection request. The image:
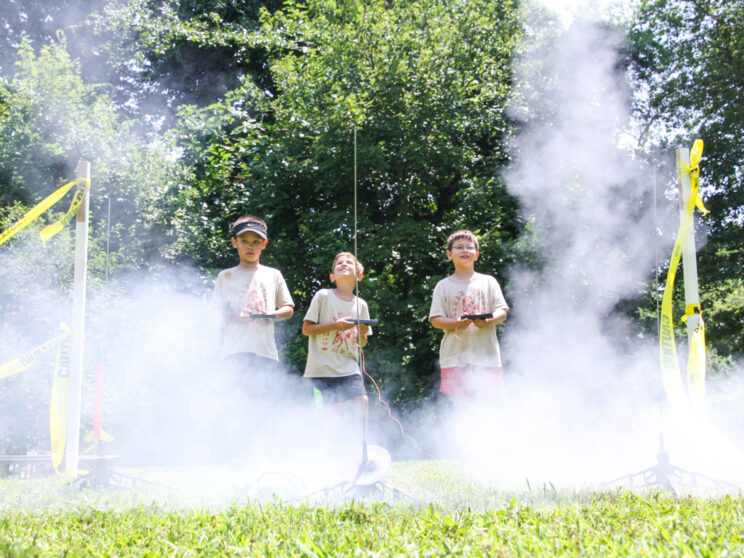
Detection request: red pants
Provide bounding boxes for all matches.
[440,366,504,395]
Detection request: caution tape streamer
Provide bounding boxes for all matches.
[687,318,706,415]
[0,177,90,247]
[0,324,70,380]
[50,336,72,471]
[40,179,90,242]
[659,139,707,415]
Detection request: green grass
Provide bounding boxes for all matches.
[1,462,743,556]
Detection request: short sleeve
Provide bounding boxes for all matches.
[429,281,448,319]
[304,290,323,323]
[489,276,509,312]
[275,271,294,309]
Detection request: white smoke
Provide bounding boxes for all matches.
[426,17,744,491]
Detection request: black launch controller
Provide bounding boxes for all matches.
[346,319,379,325]
[460,313,493,320]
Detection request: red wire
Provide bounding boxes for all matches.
[357,343,438,462]
[453,318,466,348]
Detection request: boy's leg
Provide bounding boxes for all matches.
[310,375,368,461]
[222,352,280,462]
[441,365,503,398]
[306,378,342,460]
[466,366,504,400]
[437,366,476,459]
[324,395,368,468]
[439,366,467,396]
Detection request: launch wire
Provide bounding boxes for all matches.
[351,126,435,462]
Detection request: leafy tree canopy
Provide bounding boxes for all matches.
[160,0,525,402]
[628,0,744,362]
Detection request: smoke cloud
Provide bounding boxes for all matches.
[3,7,743,508]
[422,16,744,491]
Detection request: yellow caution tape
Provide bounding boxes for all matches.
[687,318,706,416]
[50,337,72,471]
[659,139,707,415]
[40,178,90,242]
[676,139,708,216]
[0,177,89,247]
[681,303,701,323]
[0,324,70,380]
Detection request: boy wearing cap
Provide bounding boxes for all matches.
[212,215,294,380]
[210,215,294,460]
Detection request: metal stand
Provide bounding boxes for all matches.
[603,435,739,494]
[305,443,414,502]
[68,454,126,490]
[65,452,165,491]
[0,453,155,490]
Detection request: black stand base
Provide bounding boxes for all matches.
[304,444,415,502]
[604,451,739,495]
[66,455,162,492]
[307,479,414,502]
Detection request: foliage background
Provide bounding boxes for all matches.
[0,0,742,457]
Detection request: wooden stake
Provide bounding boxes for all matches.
[675,148,701,347]
[64,160,91,475]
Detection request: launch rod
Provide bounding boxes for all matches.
[675,148,701,345]
[64,160,91,475]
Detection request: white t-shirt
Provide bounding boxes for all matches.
[429,272,509,368]
[211,264,294,360]
[303,289,372,378]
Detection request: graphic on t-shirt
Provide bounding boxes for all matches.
[241,284,268,315]
[452,289,486,323]
[320,312,358,355]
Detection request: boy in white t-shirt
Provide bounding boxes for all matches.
[212,215,295,374]
[210,215,295,458]
[302,252,372,453]
[429,230,509,398]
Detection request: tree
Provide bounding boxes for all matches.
[1,1,286,133]
[0,0,107,76]
[0,39,178,454]
[85,0,286,130]
[160,0,525,404]
[628,0,744,363]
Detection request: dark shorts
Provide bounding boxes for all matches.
[309,374,367,407]
[223,352,279,400]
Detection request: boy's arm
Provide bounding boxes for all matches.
[272,270,294,321]
[472,308,507,329]
[212,285,242,325]
[302,318,366,335]
[472,276,509,329]
[274,304,294,321]
[430,315,474,331]
[429,281,468,330]
[237,306,293,320]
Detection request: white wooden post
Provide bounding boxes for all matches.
[675,148,701,347]
[64,160,91,474]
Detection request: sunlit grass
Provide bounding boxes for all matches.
[1,461,744,556]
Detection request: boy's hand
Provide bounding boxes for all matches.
[460,313,493,329]
[334,317,356,331]
[456,317,473,329]
[242,312,277,320]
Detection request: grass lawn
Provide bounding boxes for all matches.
[1,460,743,556]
